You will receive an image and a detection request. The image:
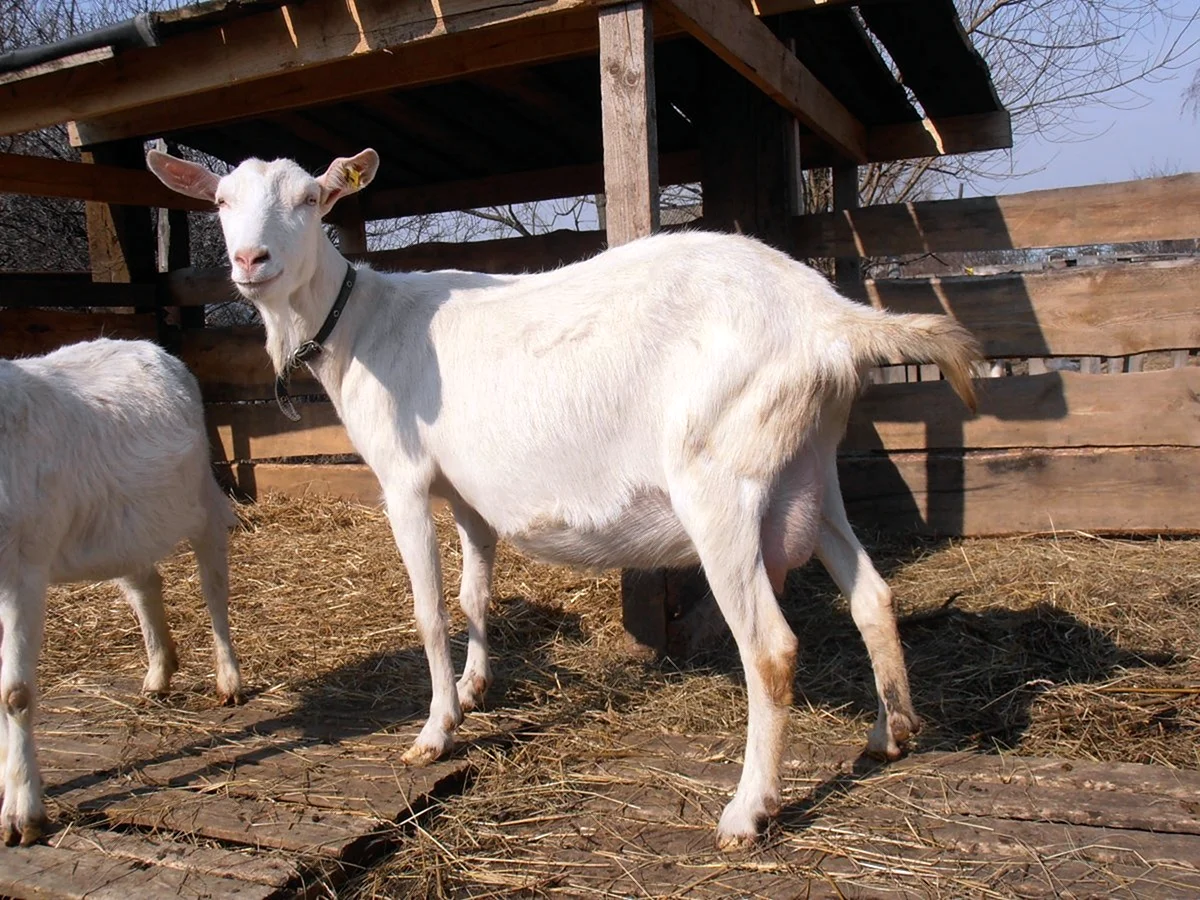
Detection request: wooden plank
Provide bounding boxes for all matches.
[50,827,299,888]
[0,0,598,138]
[0,841,277,900]
[71,786,381,857]
[838,446,1200,535]
[70,8,659,148]
[360,150,700,221]
[662,0,867,161]
[182,325,315,402]
[0,310,158,357]
[844,368,1200,452]
[209,402,349,461]
[234,462,381,503]
[857,109,1012,163]
[599,0,660,246]
[895,774,1200,836]
[364,228,605,275]
[160,265,240,308]
[863,260,1200,357]
[0,46,115,87]
[0,276,157,309]
[794,173,1200,258]
[0,151,211,211]
[858,0,1001,118]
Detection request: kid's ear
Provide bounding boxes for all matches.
[146,149,219,203]
[316,148,379,216]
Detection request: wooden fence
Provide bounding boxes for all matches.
[1,172,1197,535]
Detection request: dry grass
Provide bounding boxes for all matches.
[38,493,1200,897]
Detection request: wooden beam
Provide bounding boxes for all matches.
[204,367,1200,465]
[0,0,598,139]
[0,276,157,308]
[839,447,1200,536]
[863,260,1200,358]
[0,151,211,210]
[845,368,1200,453]
[794,172,1200,258]
[0,310,158,357]
[599,0,660,245]
[365,229,605,275]
[69,9,686,148]
[360,150,700,221]
[661,0,867,161]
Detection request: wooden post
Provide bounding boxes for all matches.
[598,0,659,247]
[83,141,158,291]
[333,195,369,256]
[832,160,862,291]
[632,49,795,658]
[599,0,663,658]
[155,140,199,336]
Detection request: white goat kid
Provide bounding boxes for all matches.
[0,338,243,846]
[148,148,978,848]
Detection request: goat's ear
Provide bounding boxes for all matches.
[317,148,379,216]
[146,150,219,204]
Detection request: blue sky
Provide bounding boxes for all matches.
[973,69,1199,195]
[969,8,1200,196]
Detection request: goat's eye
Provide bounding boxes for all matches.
[305,195,318,206]
[216,197,228,208]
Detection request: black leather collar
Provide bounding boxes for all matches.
[274,262,356,422]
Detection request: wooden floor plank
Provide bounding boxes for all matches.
[66,787,382,858]
[49,826,300,887]
[0,840,278,900]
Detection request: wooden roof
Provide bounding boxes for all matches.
[0,0,1009,218]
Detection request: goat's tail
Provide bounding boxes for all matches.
[848,309,981,412]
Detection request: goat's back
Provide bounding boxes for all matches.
[0,338,222,582]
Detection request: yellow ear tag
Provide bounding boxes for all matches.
[345,166,361,190]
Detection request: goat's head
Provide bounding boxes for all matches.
[147,149,378,303]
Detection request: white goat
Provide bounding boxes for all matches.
[149,148,978,848]
[0,338,243,846]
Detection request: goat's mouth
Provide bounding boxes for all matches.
[233,270,283,290]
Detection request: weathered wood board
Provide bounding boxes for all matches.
[477,732,1200,899]
[0,680,480,900]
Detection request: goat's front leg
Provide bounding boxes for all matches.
[0,574,48,846]
[386,491,462,766]
[450,502,496,712]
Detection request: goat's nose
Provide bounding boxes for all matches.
[234,247,270,270]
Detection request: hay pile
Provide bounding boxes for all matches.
[39,493,1200,897]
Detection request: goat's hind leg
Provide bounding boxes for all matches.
[191,498,244,705]
[119,567,178,696]
[816,466,920,760]
[671,474,799,849]
[0,573,48,845]
[450,502,496,712]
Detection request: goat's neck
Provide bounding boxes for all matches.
[260,237,352,382]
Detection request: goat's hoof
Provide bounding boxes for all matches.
[2,814,46,848]
[716,800,772,851]
[400,744,444,768]
[217,689,246,707]
[456,675,490,712]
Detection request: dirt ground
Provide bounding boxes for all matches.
[39,493,1200,897]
